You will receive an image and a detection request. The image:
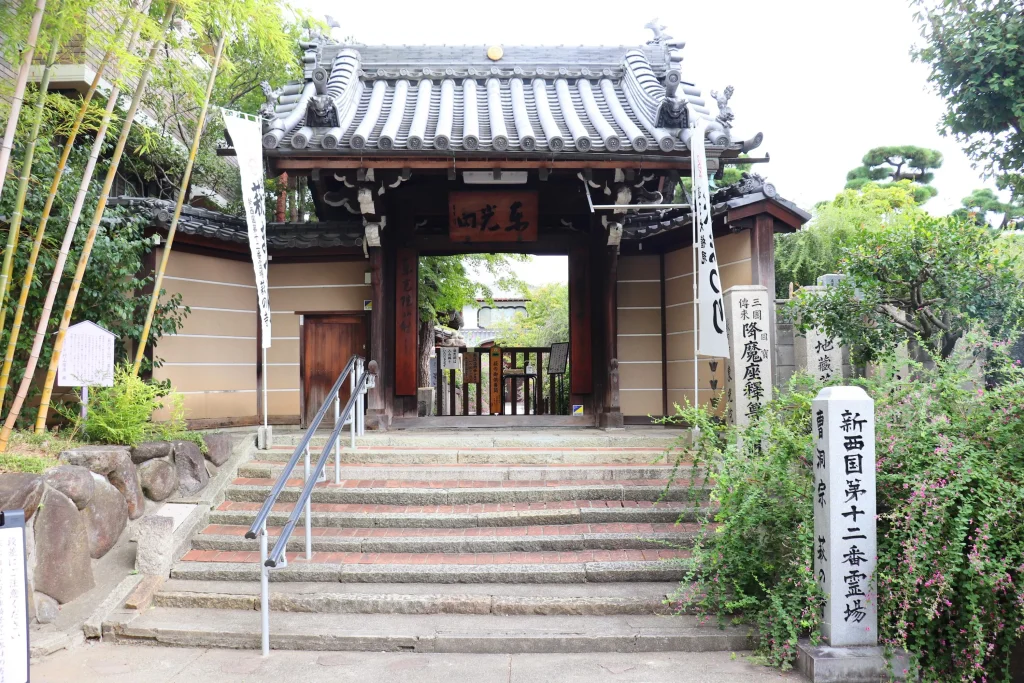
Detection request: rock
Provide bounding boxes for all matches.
[172,441,208,496]
[205,460,218,478]
[135,515,175,575]
[33,487,94,604]
[81,474,128,559]
[34,591,60,624]
[59,445,131,475]
[130,441,173,464]
[44,465,95,510]
[137,459,177,502]
[107,457,145,521]
[203,432,234,466]
[0,473,45,520]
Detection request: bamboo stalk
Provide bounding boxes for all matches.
[34,3,177,433]
[132,31,226,375]
[0,0,47,200]
[0,0,66,346]
[0,7,136,410]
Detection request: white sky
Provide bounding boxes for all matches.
[304,0,998,289]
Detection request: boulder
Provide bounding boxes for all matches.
[137,459,177,502]
[135,515,175,575]
[0,473,45,520]
[33,487,94,604]
[172,440,209,496]
[34,591,60,624]
[107,457,145,521]
[44,465,95,510]
[81,474,128,559]
[59,445,131,476]
[202,432,234,466]
[130,441,173,464]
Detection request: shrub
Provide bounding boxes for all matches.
[663,338,1024,681]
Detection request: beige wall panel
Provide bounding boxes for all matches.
[721,260,753,291]
[270,286,369,312]
[664,276,694,307]
[155,391,256,421]
[616,309,661,335]
[665,331,694,361]
[617,281,660,308]
[665,303,694,335]
[716,232,752,264]
[162,278,257,310]
[267,390,300,416]
[156,335,256,364]
[267,339,300,365]
[618,255,661,282]
[666,360,724,390]
[155,364,256,393]
[271,312,301,337]
[267,364,300,391]
[270,261,367,287]
[177,309,255,337]
[618,335,662,362]
[664,247,693,279]
[163,250,257,284]
[621,390,663,417]
[667,389,725,417]
[619,363,662,390]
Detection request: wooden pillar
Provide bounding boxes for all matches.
[750,214,779,385]
[366,246,387,428]
[275,173,287,223]
[568,244,592,409]
[600,245,623,428]
[395,248,418,397]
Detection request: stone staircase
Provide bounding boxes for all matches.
[106,430,752,653]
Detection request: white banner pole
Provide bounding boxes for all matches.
[691,176,699,413]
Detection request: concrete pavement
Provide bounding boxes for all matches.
[32,643,800,682]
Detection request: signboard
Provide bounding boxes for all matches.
[222,110,272,347]
[691,119,730,359]
[58,321,115,387]
[449,191,538,243]
[0,509,29,683]
[547,342,569,375]
[395,249,418,396]
[489,347,502,414]
[363,299,372,311]
[572,404,583,416]
[439,347,460,371]
[464,352,480,384]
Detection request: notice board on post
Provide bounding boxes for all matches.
[0,508,29,683]
[547,342,569,375]
[449,191,538,243]
[395,248,418,396]
[489,347,502,415]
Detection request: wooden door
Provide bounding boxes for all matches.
[301,314,367,427]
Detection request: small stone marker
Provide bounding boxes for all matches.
[812,386,877,646]
[0,508,29,683]
[794,287,843,382]
[723,286,773,425]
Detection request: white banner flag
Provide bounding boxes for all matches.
[691,119,730,358]
[222,110,272,348]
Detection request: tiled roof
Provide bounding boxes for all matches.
[259,25,760,158]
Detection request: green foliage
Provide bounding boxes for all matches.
[845,146,943,204]
[785,211,1024,363]
[0,453,51,473]
[911,0,1024,200]
[953,188,1024,229]
[663,340,1024,679]
[417,255,528,326]
[774,182,920,298]
[493,282,569,348]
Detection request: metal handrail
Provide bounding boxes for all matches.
[244,355,361,541]
[264,369,367,567]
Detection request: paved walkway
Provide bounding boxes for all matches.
[32,643,799,682]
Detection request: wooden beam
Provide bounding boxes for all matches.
[569,244,592,394]
[726,199,806,231]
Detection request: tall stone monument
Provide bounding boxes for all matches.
[723,285,773,426]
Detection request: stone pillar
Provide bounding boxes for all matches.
[796,327,844,383]
[724,285,773,426]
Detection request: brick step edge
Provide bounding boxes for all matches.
[239,463,687,481]
[153,590,684,616]
[169,560,692,584]
[255,452,682,465]
[191,531,696,554]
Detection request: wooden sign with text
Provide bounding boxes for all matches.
[449,191,538,243]
[395,248,418,396]
[464,352,480,384]
[489,347,502,414]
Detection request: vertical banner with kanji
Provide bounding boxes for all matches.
[691,119,730,359]
[395,249,418,396]
[223,110,271,348]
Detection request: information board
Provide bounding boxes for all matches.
[0,509,29,683]
[58,321,115,387]
[547,342,569,375]
[489,347,502,415]
[439,347,460,371]
[464,352,480,384]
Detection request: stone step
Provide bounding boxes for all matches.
[210,500,707,529]
[192,521,699,554]
[271,431,686,450]
[239,462,683,481]
[153,580,683,616]
[224,478,704,506]
[106,608,750,653]
[261,446,682,465]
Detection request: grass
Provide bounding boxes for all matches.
[0,429,87,474]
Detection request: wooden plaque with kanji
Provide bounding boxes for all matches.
[449,191,539,243]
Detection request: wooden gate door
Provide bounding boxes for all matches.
[301,314,368,427]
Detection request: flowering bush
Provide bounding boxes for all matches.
[664,337,1024,680]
